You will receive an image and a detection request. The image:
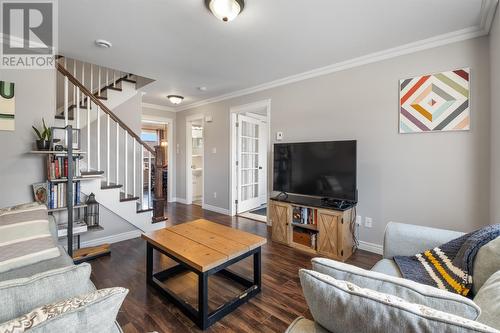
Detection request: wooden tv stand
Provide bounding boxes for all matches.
[269,197,355,262]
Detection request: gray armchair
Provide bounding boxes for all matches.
[287,222,500,333]
[371,222,464,276]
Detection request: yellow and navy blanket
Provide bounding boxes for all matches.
[394,224,500,297]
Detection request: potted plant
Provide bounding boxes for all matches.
[32,118,52,151]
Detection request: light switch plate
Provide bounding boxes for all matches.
[276,131,284,141]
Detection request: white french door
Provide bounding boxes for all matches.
[237,114,264,213]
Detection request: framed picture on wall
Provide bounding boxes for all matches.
[32,182,48,205]
[399,68,470,133]
[0,81,15,131]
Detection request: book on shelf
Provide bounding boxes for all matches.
[57,220,88,237]
[48,181,81,209]
[292,206,317,225]
[47,155,81,180]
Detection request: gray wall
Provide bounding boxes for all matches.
[176,37,491,246]
[491,11,500,225]
[0,69,56,207]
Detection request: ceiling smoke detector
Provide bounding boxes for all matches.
[95,39,112,48]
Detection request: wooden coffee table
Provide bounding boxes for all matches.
[141,219,267,330]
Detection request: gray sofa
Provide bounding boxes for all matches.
[0,215,123,333]
[287,222,500,333]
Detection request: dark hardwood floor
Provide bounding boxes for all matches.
[89,203,381,333]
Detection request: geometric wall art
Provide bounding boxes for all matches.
[399,68,470,133]
[0,81,15,131]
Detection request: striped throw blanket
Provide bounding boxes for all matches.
[0,203,60,273]
[394,224,500,297]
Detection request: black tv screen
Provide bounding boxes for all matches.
[273,141,357,201]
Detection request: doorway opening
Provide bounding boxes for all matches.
[141,115,174,211]
[186,115,204,206]
[230,100,271,223]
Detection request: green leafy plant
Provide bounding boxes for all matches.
[32,118,52,141]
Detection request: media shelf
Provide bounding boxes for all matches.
[269,195,356,262]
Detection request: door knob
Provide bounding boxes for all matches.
[258,166,263,170]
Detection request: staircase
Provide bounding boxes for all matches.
[55,57,166,233]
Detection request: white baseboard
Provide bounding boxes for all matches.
[202,203,231,215]
[358,240,384,255]
[174,197,188,204]
[80,230,142,248]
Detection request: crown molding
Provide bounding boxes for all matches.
[177,1,498,112]
[142,102,175,112]
[479,0,499,33]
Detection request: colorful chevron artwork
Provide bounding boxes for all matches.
[399,68,470,133]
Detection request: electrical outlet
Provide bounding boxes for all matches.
[213,192,217,198]
[355,215,362,226]
[365,217,373,228]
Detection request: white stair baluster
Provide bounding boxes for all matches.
[113,70,116,88]
[72,60,76,112]
[90,64,93,95]
[76,87,80,130]
[148,151,152,208]
[97,106,101,171]
[98,66,101,96]
[124,133,128,195]
[81,62,85,106]
[106,69,109,87]
[86,99,91,172]
[141,146,144,207]
[133,139,137,197]
[64,75,68,145]
[116,123,119,185]
[106,114,110,186]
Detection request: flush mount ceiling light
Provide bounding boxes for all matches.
[167,95,184,105]
[205,0,244,22]
[95,39,112,48]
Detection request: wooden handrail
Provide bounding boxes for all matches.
[57,62,155,155]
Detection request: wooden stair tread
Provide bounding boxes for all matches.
[121,78,137,84]
[94,95,108,100]
[120,192,139,202]
[106,86,122,91]
[101,182,123,189]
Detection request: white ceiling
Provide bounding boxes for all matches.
[59,0,496,110]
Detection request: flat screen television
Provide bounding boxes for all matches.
[273,140,357,202]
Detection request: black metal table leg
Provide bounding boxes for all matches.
[146,242,153,284]
[198,272,209,330]
[254,247,262,290]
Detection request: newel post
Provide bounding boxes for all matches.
[152,146,167,223]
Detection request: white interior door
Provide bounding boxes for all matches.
[237,114,263,213]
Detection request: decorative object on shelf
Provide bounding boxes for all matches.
[205,0,244,22]
[54,144,64,151]
[32,182,48,204]
[50,127,81,150]
[32,118,52,150]
[0,80,15,131]
[399,68,470,133]
[84,193,99,227]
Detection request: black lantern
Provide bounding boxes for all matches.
[84,193,99,227]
